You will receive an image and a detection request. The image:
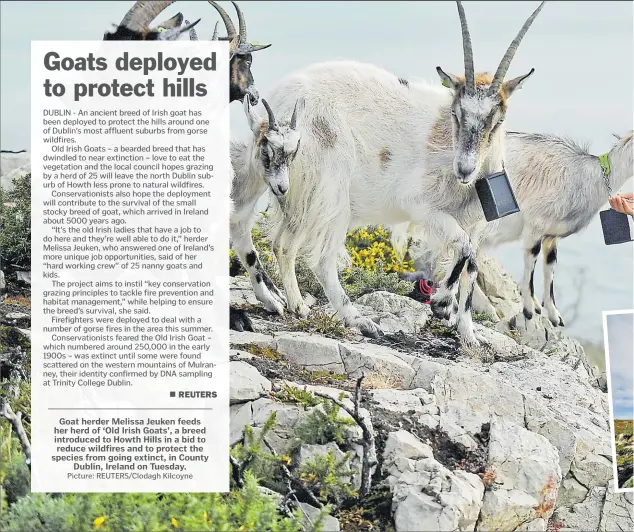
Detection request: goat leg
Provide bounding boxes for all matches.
[231,218,287,315]
[520,232,543,320]
[542,236,564,327]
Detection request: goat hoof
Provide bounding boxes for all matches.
[547,309,564,327]
[460,333,481,349]
[291,303,310,318]
[261,293,286,316]
[270,286,288,307]
[230,306,254,332]
[352,317,382,339]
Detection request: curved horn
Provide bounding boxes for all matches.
[208,1,237,40]
[455,1,475,94]
[290,101,299,130]
[489,1,546,94]
[231,1,247,43]
[185,20,199,41]
[261,99,278,131]
[211,21,219,40]
[121,1,176,30]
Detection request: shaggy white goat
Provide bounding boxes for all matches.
[259,1,546,346]
[169,1,275,330]
[403,130,633,328]
[486,130,633,326]
[230,98,301,316]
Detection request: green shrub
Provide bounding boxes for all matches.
[0,473,307,532]
[341,261,413,299]
[293,400,357,447]
[298,449,358,506]
[1,452,30,505]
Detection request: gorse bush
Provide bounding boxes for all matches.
[230,216,415,302]
[0,473,307,532]
[0,173,31,268]
[341,260,413,299]
[346,225,414,274]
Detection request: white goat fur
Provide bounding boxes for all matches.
[262,59,534,345]
[403,130,634,327]
[230,99,300,315]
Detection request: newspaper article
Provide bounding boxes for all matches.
[1,1,633,530]
[30,40,230,493]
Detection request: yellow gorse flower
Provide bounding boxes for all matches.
[94,516,107,530]
[171,517,179,528]
[345,226,415,273]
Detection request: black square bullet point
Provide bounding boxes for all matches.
[170,391,175,397]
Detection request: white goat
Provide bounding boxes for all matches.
[260,1,546,346]
[486,130,633,326]
[230,98,301,316]
[403,130,633,328]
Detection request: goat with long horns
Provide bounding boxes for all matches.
[256,1,546,347]
[103,1,200,41]
[187,2,271,104]
[191,2,277,331]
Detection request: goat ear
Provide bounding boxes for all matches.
[243,97,260,133]
[501,68,535,98]
[436,67,460,90]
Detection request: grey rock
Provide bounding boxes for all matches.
[476,419,562,531]
[339,341,416,387]
[555,475,590,508]
[276,332,345,373]
[368,388,434,414]
[515,519,547,531]
[551,485,606,531]
[496,312,559,352]
[230,330,277,349]
[230,275,261,306]
[598,480,633,532]
[382,430,433,475]
[2,312,30,328]
[432,365,526,445]
[472,283,501,322]
[489,355,612,491]
[297,502,340,532]
[475,252,523,320]
[230,361,271,404]
[16,328,31,342]
[354,291,431,335]
[391,457,484,532]
[230,402,254,445]
[249,398,306,455]
[15,271,31,285]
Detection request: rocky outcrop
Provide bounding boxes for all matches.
[475,253,523,320]
[229,271,625,531]
[477,419,562,531]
